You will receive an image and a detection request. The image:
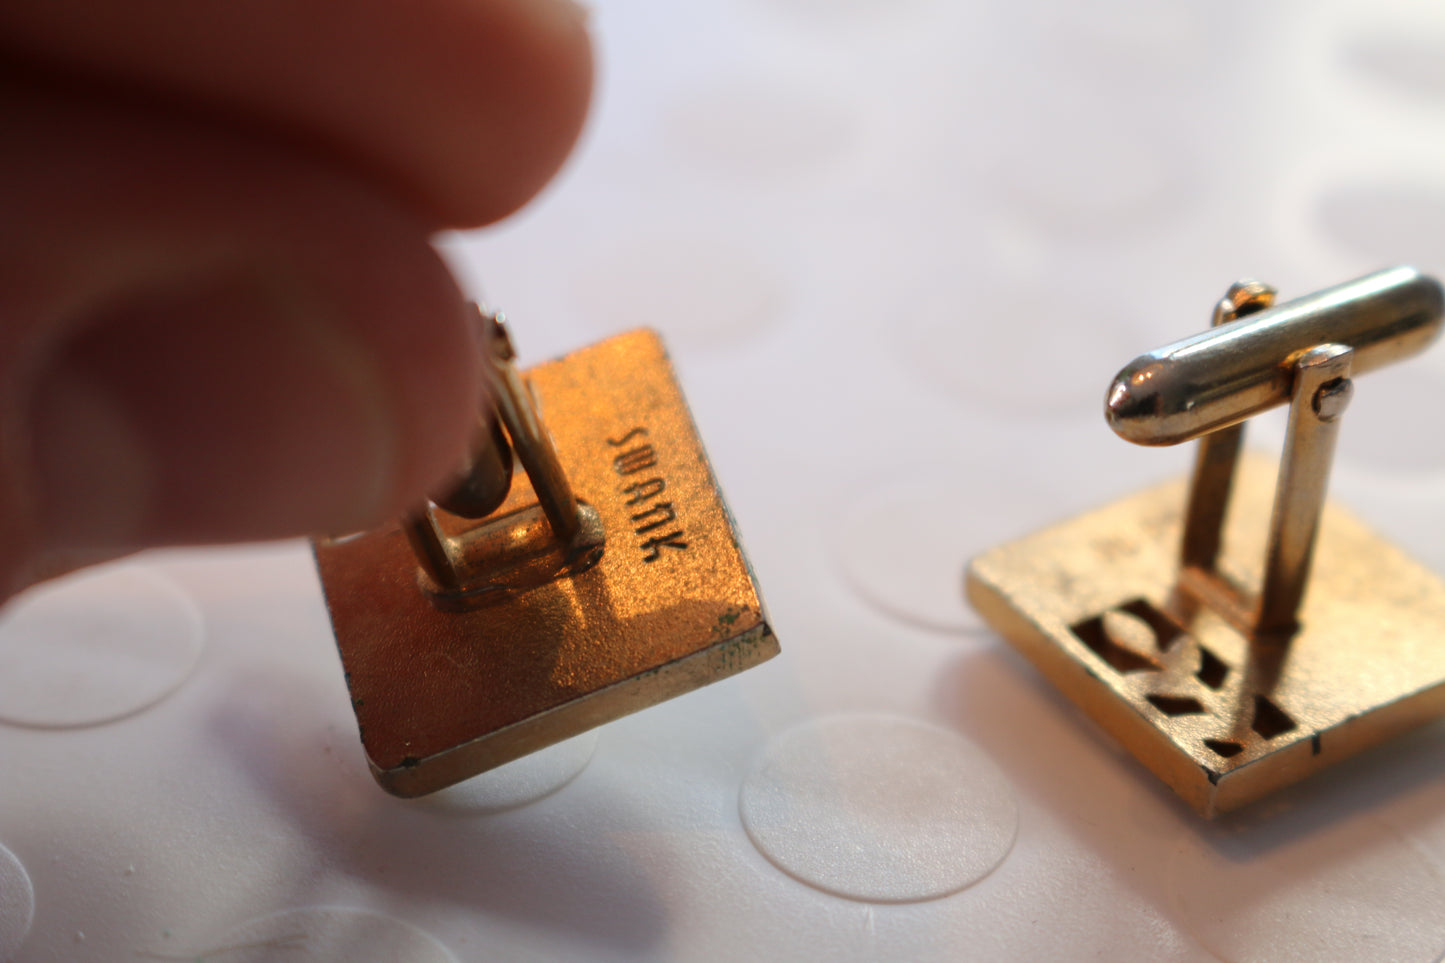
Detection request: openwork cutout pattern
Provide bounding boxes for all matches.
[1070,598,1300,765]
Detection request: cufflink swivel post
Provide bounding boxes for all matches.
[1107,269,1440,641]
[401,308,604,609]
[968,267,1445,816]
[314,313,778,797]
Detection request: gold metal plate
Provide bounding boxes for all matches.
[314,330,778,796]
[967,454,1445,817]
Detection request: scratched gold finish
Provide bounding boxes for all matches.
[968,457,1445,817]
[968,268,1445,817]
[314,330,778,797]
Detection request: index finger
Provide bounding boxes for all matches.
[0,0,593,227]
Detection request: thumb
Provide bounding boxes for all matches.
[1,85,482,597]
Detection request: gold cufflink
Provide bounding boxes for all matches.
[313,309,779,796]
[967,266,1445,817]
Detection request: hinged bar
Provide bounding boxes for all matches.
[1255,344,1354,637]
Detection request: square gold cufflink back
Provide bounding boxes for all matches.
[967,267,1445,817]
[314,315,777,797]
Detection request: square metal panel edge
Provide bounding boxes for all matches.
[966,454,1445,817]
[314,329,779,796]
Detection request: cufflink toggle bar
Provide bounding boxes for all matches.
[968,266,1445,816]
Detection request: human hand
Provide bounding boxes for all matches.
[0,0,592,600]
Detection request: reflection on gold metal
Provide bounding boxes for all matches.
[967,267,1445,817]
[314,320,778,796]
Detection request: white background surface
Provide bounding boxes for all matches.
[6,0,1445,959]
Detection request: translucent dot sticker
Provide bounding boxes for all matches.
[1168,817,1445,963]
[0,565,204,728]
[755,0,926,23]
[415,731,599,816]
[1314,183,1445,279]
[152,907,457,963]
[834,474,1049,633]
[663,80,854,181]
[571,235,785,349]
[1343,29,1445,101]
[982,104,1190,239]
[740,714,1017,903]
[0,842,33,963]
[897,280,1144,420]
[1026,0,1213,81]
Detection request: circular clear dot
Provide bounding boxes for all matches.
[663,80,854,181]
[0,842,34,963]
[835,474,1054,633]
[571,236,785,349]
[897,281,1142,418]
[1314,183,1445,274]
[1169,817,1445,963]
[1036,0,1212,79]
[0,565,204,728]
[755,0,925,22]
[982,107,1188,239]
[169,907,457,963]
[740,714,1018,903]
[1344,31,1445,102]
[414,730,599,815]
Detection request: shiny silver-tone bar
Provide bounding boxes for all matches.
[1106,266,1444,447]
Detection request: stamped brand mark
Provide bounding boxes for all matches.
[608,427,688,562]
